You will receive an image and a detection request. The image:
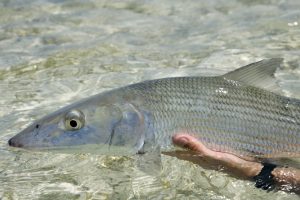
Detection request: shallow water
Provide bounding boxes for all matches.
[0,0,300,199]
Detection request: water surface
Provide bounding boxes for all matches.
[0,0,300,199]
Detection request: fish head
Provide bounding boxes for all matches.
[9,97,147,155]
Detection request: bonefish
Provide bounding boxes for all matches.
[8,59,300,167]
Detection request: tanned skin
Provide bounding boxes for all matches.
[163,134,300,193]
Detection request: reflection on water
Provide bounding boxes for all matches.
[0,0,300,199]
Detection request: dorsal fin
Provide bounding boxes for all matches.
[223,58,283,94]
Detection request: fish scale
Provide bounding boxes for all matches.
[128,76,300,158]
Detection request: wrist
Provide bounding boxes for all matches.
[253,163,277,190]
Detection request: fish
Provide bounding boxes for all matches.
[8,58,300,168]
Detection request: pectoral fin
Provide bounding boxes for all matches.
[135,147,162,176]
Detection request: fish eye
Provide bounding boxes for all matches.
[64,110,85,131]
[69,119,78,128]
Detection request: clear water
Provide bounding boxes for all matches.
[1,0,300,199]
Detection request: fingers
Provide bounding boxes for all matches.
[171,134,251,166]
[162,150,199,157]
[172,134,206,152]
[162,150,211,167]
[167,134,263,179]
[172,134,222,159]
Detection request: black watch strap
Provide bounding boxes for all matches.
[253,163,277,191]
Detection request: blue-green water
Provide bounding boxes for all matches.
[0,0,300,199]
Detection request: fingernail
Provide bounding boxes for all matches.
[177,136,190,147]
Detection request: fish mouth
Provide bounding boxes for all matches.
[8,137,24,148]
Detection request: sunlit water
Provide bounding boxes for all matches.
[0,0,300,199]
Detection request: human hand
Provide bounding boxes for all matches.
[163,134,263,179]
[164,134,300,193]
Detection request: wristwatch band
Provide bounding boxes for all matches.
[253,163,277,190]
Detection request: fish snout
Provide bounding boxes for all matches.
[8,137,23,148]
